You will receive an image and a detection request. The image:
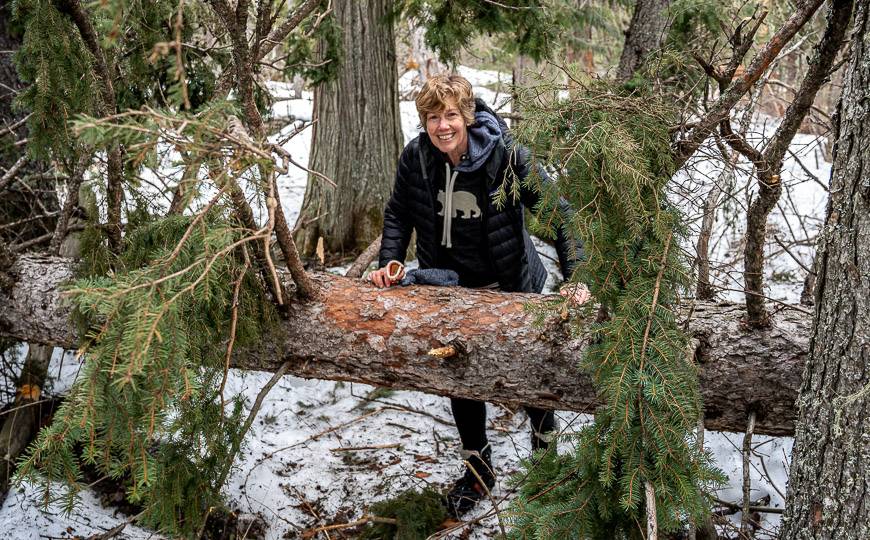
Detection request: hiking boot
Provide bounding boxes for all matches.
[444,447,495,518]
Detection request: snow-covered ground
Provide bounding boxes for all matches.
[0,66,827,539]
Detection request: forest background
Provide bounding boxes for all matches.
[0,0,868,539]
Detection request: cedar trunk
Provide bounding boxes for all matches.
[1,255,813,436]
[295,0,403,258]
[616,0,670,81]
[780,3,870,537]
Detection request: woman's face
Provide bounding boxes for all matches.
[425,99,469,160]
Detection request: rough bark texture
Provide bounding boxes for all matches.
[0,343,51,503]
[0,255,813,436]
[780,3,870,537]
[616,0,670,81]
[295,0,404,258]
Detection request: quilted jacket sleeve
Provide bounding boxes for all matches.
[378,143,417,267]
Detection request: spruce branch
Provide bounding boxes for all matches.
[52,0,125,255]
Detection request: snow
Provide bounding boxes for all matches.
[0,66,829,539]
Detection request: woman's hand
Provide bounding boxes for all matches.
[559,282,592,306]
[368,261,405,288]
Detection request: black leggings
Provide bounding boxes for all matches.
[450,397,555,452]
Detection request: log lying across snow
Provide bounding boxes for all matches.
[1,254,810,436]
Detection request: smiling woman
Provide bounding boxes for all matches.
[415,75,475,165]
[365,73,584,518]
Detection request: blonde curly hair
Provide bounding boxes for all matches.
[415,74,476,127]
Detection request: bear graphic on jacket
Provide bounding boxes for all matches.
[437,190,481,219]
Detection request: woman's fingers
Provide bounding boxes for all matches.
[560,283,591,305]
[368,268,395,288]
[372,269,387,288]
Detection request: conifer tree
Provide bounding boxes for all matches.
[506,76,723,538]
[9,1,326,533]
[15,107,286,534]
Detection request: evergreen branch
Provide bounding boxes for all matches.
[52,0,116,111]
[638,233,671,373]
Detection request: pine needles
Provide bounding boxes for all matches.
[359,488,447,540]
[14,104,280,535]
[507,73,724,537]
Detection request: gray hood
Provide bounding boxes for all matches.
[455,110,502,173]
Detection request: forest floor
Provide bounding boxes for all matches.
[0,66,828,539]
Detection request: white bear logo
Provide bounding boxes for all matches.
[437,190,481,219]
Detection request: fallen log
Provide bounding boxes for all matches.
[0,254,810,436]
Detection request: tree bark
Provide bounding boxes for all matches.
[0,255,812,436]
[616,0,670,81]
[780,2,870,537]
[739,0,853,328]
[0,343,51,503]
[295,0,403,258]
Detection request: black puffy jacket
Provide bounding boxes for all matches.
[379,99,578,293]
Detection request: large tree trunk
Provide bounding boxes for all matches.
[295,0,403,259]
[1,255,812,436]
[616,0,670,81]
[780,3,870,537]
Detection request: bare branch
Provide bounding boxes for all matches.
[674,0,826,169]
[0,155,28,193]
[256,0,324,63]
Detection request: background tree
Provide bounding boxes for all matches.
[780,0,870,536]
[707,0,854,328]
[295,0,583,260]
[294,0,404,258]
[617,0,670,80]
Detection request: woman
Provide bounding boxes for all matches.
[369,74,586,517]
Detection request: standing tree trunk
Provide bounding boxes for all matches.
[780,2,869,537]
[732,0,852,327]
[0,344,51,502]
[295,0,403,259]
[616,0,670,81]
